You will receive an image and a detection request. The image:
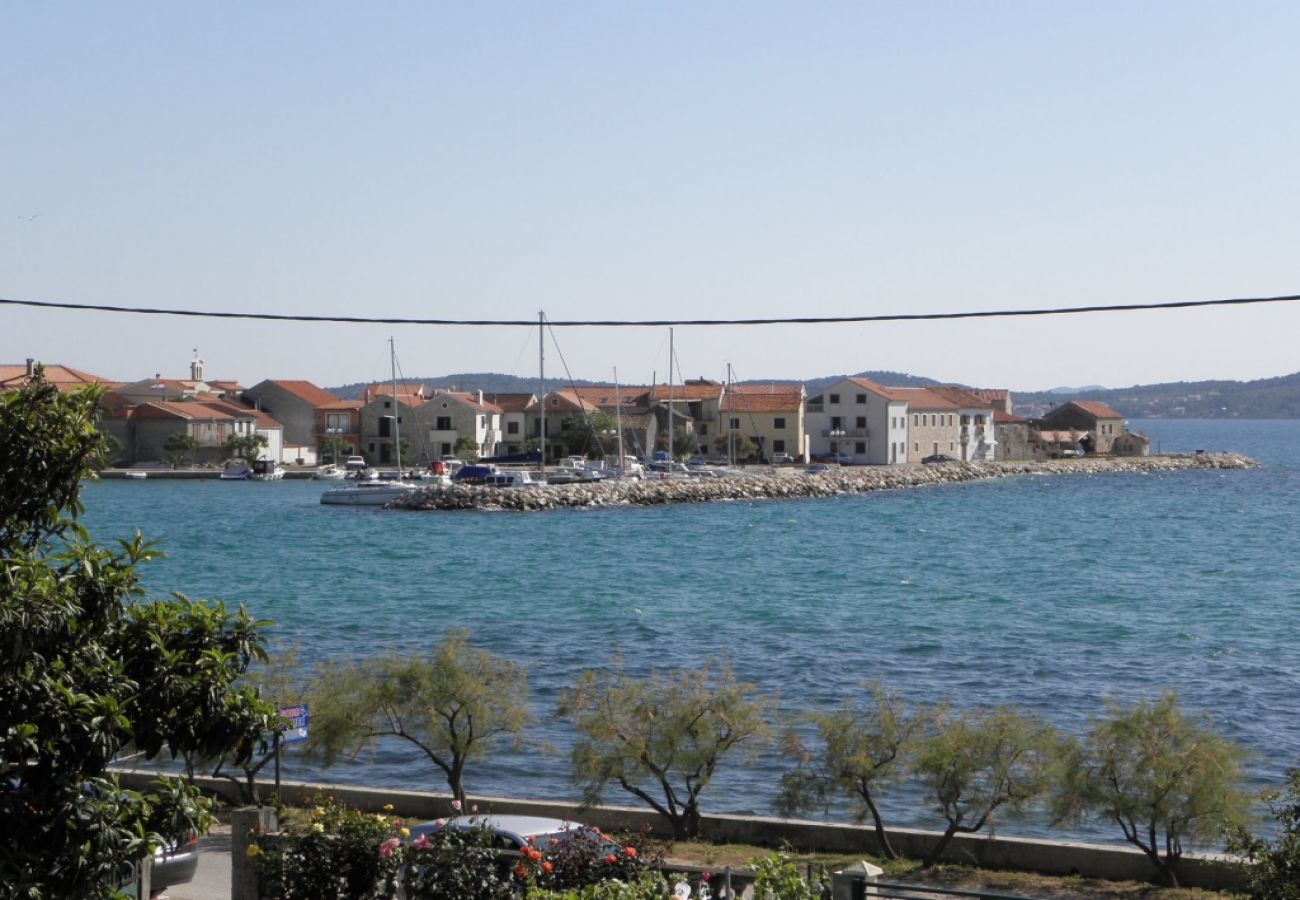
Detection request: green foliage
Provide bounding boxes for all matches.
[524,871,668,900]
[453,436,481,463]
[713,432,758,463]
[750,852,823,899]
[162,433,200,469]
[1053,692,1249,887]
[255,797,404,899]
[401,819,513,899]
[776,682,921,859]
[558,412,616,458]
[558,657,770,839]
[209,644,306,803]
[320,435,349,465]
[1229,765,1300,899]
[0,372,274,898]
[304,630,529,805]
[223,432,268,464]
[913,705,1059,867]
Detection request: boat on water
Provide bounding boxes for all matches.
[219,462,253,481]
[250,459,284,481]
[313,464,346,480]
[320,338,418,507]
[124,470,148,480]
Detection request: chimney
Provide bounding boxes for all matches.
[477,390,484,404]
[25,358,34,377]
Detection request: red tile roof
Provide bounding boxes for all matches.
[888,387,960,410]
[722,390,803,413]
[993,410,1028,424]
[845,377,906,401]
[261,380,340,406]
[1068,400,1124,420]
[0,363,113,392]
[485,392,537,413]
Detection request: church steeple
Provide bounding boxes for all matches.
[190,349,204,381]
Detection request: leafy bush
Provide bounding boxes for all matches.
[750,852,823,899]
[254,797,403,899]
[1229,765,1300,899]
[530,826,656,891]
[527,871,671,899]
[401,820,514,900]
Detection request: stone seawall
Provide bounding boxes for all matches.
[388,453,1256,513]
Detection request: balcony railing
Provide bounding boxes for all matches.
[821,428,868,438]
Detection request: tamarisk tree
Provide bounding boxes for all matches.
[559,657,770,839]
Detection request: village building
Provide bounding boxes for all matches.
[805,378,909,465]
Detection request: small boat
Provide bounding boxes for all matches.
[320,337,417,507]
[250,459,284,481]
[319,480,419,506]
[313,464,346,480]
[219,463,253,481]
[124,470,148,480]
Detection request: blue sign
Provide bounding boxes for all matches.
[277,704,309,744]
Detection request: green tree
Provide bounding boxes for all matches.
[0,371,274,898]
[163,432,201,469]
[224,432,268,464]
[558,657,770,839]
[320,435,349,466]
[913,705,1059,867]
[558,412,615,458]
[1229,764,1300,900]
[775,682,923,859]
[453,436,481,463]
[714,432,758,463]
[1053,692,1249,887]
[304,631,528,807]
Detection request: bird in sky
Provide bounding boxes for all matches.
[17,214,41,221]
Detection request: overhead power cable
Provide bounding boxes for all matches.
[1,292,1298,327]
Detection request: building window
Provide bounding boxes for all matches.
[856,441,866,454]
[730,417,740,429]
[856,416,866,428]
[773,439,786,453]
[829,393,840,404]
[950,442,955,451]
[913,441,919,452]
[856,393,867,404]
[774,417,786,429]
[435,416,452,430]
[912,414,919,426]
[698,424,708,436]
[507,421,519,435]
[480,415,487,427]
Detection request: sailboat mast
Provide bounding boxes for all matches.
[538,311,546,472]
[727,362,735,466]
[667,327,674,463]
[614,367,624,476]
[390,336,401,475]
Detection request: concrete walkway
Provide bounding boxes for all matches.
[162,824,230,900]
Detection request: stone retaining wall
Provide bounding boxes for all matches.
[114,771,1245,891]
[389,453,1256,512]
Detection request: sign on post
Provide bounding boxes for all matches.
[277,704,309,744]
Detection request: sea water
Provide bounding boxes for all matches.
[79,419,1300,841]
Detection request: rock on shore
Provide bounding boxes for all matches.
[385,453,1256,513]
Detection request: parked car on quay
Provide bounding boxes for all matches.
[921,454,959,464]
[805,463,831,475]
[769,452,794,464]
[344,455,367,471]
[820,452,853,464]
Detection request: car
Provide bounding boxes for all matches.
[685,454,708,467]
[770,453,794,464]
[805,463,831,475]
[823,452,853,464]
[921,454,959,464]
[409,814,615,853]
[150,834,200,895]
[344,455,367,470]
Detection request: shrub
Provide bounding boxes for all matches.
[401,820,513,900]
[1229,765,1300,899]
[254,797,403,899]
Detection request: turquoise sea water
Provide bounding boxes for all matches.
[80,420,1300,841]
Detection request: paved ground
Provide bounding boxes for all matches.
[160,824,230,900]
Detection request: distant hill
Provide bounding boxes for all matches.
[328,371,1300,418]
[1013,372,1300,419]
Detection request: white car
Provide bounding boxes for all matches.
[344,455,367,470]
[770,453,794,464]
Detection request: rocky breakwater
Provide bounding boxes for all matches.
[386,453,1256,513]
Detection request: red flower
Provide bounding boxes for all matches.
[526,848,542,861]
[542,861,553,874]
[513,863,528,880]
[623,846,637,858]
[604,853,618,864]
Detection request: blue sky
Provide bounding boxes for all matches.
[4,2,1299,391]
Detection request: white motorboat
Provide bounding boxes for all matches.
[319,480,418,506]
[219,463,253,481]
[313,464,347,480]
[250,459,284,481]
